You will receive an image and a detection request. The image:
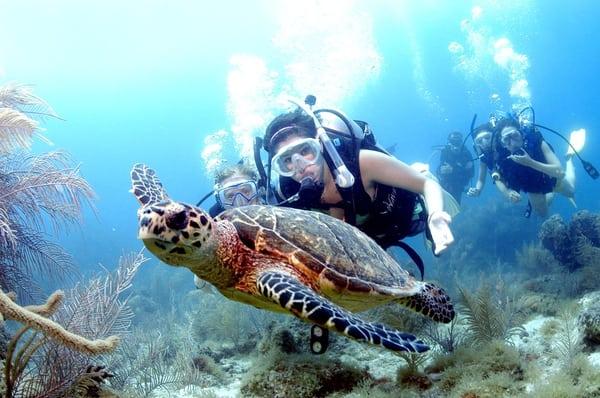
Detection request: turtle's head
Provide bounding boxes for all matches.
[137,200,216,267]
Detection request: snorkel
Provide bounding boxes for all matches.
[287,96,355,189]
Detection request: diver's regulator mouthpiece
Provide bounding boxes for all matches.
[288,96,355,189]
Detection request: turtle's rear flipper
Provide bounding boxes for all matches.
[257,271,429,353]
[130,163,170,206]
[398,282,455,324]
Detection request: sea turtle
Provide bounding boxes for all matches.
[130,163,455,353]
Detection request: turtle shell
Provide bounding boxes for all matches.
[217,205,413,290]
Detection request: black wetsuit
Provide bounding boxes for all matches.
[208,202,224,217]
[323,149,428,250]
[497,130,557,194]
[356,181,427,249]
[276,151,426,249]
[437,147,474,204]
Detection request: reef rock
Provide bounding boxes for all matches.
[578,291,600,347]
[539,211,600,271]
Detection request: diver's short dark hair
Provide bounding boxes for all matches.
[493,118,521,145]
[214,163,258,186]
[448,131,463,143]
[473,122,495,137]
[494,117,520,133]
[263,108,315,152]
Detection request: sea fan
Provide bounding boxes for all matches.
[9,251,146,398]
[0,83,59,118]
[0,82,60,153]
[0,150,95,297]
[458,284,526,346]
[0,108,38,153]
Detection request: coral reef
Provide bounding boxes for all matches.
[516,292,561,317]
[528,354,600,398]
[426,340,526,397]
[539,211,600,271]
[240,351,371,398]
[256,323,302,355]
[108,328,214,398]
[0,289,119,397]
[515,242,561,275]
[423,317,467,353]
[578,292,600,347]
[0,290,119,355]
[0,252,143,397]
[457,285,526,345]
[538,214,574,267]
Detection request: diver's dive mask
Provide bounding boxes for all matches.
[500,127,522,150]
[287,97,356,189]
[271,137,323,178]
[215,179,260,209]
[474,131,492,152]
[447,132,463,151]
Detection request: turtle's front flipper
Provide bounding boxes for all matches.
[398,282,456,324]
[130,163,170,206]
[257,271,429,353]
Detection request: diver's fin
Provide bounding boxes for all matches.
[257,270,429,353]
[568,197,577,208]
[408,162,460,217]
[410,162,439,183]
[566,128,586,157]
[442,189,460,217]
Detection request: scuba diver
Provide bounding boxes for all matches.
[258,96,455,263]
[436,131,474,204]
[193,162,264,291]
[197,162,265,217]
[467,121,500,198]
[467,109,593,217]
[493,117,577,217]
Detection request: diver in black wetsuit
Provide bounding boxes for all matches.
[436,131,474,205]
[208,163,264,217]
[468,117,577,217]
[262,106,455,257]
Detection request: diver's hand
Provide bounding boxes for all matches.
[428,211,454,256]
[506,190,521,203]
[467,187,481,197]
[508,149,533,166]
[440,163,453,174]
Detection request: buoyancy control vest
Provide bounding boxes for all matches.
[497,128,557,194]
[275,118,425,242]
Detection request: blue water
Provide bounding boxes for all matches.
[1,0,598,274]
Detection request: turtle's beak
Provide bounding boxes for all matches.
[137,204,169,241]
